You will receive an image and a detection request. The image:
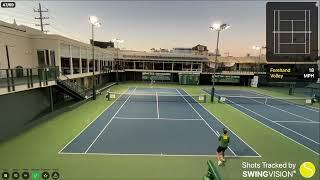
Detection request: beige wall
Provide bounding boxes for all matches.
[0,30,36,68]
[33,38,61,69]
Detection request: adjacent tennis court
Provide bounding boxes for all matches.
[59,87,259,157]
[203,89,320,155]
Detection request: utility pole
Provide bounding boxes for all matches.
[34,3,49,33]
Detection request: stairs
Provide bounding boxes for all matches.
[56,73,90,100]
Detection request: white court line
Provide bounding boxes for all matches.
[59,152,260,158]
[188,89,261,157]
[225,98,320,145]
[216,93,315,122]
[84,87,137,153]
[113,117,202,121]
[156,91,160,119]
[248,90,320,113]
[175,89,238,157]
[224,98,320,154]
[206,90,319,155]
[58,87,130,154]
[274,121,320,124]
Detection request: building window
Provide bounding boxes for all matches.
[72,58,80,74]
[164,63,172,71]
[95,60,98,71]
[173,63,182,71]
[154,62,163,70]
[61,57,71,75]
[89,60,94,72]
[183,63,192,71]
[82,59,88,73]
[37,50,46,67]
[50,50,56,66]
[135,62,143,69]
[144,62,153,70]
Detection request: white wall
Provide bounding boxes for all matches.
[0,30,36,68]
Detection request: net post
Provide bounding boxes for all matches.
[204,94,207,103]
[211,86,215,103]
[106,91,110,101]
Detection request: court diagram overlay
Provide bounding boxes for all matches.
[266,2,318,62]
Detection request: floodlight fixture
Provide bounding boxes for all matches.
[89,15,101,27]
[210,23,231,31]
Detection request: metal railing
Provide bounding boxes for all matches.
[0,66,58,92]
[203,66,266,74]
[57,72,91,99]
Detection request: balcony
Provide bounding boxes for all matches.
[0,67,59,95]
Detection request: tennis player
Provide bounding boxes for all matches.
[216,128,230,166]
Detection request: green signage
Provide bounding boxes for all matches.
[214,75,240,83]
[142,72,171,81]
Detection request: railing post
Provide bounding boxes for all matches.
[30,69,33,88]
[39,68,42,87]
[27,68,30,88]
[10,69,15,91]
[45,68,48,86]
[6,69,11,92]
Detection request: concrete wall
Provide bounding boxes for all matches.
[0,29,36,69]
[0,87,51,141]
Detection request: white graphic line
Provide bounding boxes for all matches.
[58,87,130,153]
[84,87,137,153]
[274,121,320,124]
[59,152,260,157]
[225,98,320,145]
[113,117,202,121]
[176,88,238,157]
[219,93,315,122]
[156,91,160,119]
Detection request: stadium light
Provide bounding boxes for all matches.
[112,38,124,83]
[89,16,101,27]
[89,15,102,100]
[252,45,261,50]
[209,22,231,102]
[210,23,231,31]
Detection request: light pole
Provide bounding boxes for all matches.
[112,38,124,83]
[89,15,101,100]
[252,45,266,73]
[209,23,231,102]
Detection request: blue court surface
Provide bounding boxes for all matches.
[203,89,320,155]
[59,87,259,157]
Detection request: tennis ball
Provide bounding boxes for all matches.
[299,162,316,178]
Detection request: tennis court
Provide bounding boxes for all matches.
[59,87,259,157]
[203,89,320,155]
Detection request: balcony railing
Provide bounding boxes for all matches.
[0,66,59,93]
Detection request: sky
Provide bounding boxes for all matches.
[0,0,318,56]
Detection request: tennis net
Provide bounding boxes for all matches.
[216,95,314,106]
[106,92,207,103]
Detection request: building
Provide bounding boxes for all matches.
[111,49,209,81]
[172,48,192,54]
[192,44,208,55]
[0,20,114,140]
[0,20,114,95]
[90,40,114,48]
